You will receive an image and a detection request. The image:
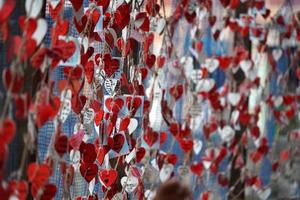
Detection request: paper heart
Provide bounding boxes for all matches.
[80,143,97,164]
[9,180,28,200]
[79,163,98,183]
[69,130,84,150]
[121,176,139,193]
[54,40,76,62]
[143,131,158,147]
[227,92,241,106]
[119,117,130,132]
[126,96,142,116]
[190,162,203,176]
[27,163,51,187]
[169,85,184,101]
[272,49,282,61]
[94,109,104,126]
[105,97,124,113]
[193,139,202,155]
[99,169,118,188]
[104,78,120,95]
[178,138,193,153]
[159,163,174,182]
[257,188,271,200]
[219,126,235,142]
[84,60,94,84]
[136,147,146,163]
[96,146,109,165]
[0,0,15,24]
[112,134,125,153]
[103,54,119,77]
[54,135,68,157]
[196,79,215,92]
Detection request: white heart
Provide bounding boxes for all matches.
[239,60,252,74]
[257,188,271,200]
[272,49,282,61]
[205,58,219,73]
[32,18,47,46]
[49,0,60,8]
[159,164,174,182]
[196,79,215,92]
[272,96,283,107]
[26,0,43,18]
[128,118,138,134]
[121,176,139,193]
[203,159,212,169]
[227,93,241,106]
[193,139,203,154]
[83,108,95,124]
[104,78,119,95]
[219,125,235,142]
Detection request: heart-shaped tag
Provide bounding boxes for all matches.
[205,58,219,73]
[99,169,118,188]
[193,139,203,155]
[121,176,139,193]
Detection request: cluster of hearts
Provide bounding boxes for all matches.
[1,0,300,199]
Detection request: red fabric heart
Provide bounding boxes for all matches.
[99,169,118,187]
[69,130,84,150]
[54,40,76,62]
[145,54,156,68]
[103,54,119,77]
[80,163,98,183]
[126,96,142,116]
[136,147,146,163]
[169,85,184,101]
[27,163,51,187]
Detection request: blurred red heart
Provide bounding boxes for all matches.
[2,68,24,94]
[145,54,156,68]
[112,134,125,153]
[160,132,167,146]
[126,96,142,116]
[178,138,193,153]
[80,143,97,164]
[136,147,146,163]
[39,183,57,200]
[190,162,203,176]
[119,117,130,132]
[49,0,63,19]
[54,135,68,157]
[0,118,16,144]
[84,60,94,84]
[27,163,51,187]
[99,169,118,187]
[169,85,183,101]
[80,163,98,183]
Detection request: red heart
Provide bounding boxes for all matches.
[157,56,165,68]
[96,146,109,165]
[84,60,94,84]
[178,138,193,153]
[27,163,51,186]
[190,162,203,176]
[80,163,98,183]
[136,147,146,163]
[0,118,16,144]
[99,169,118,187]
[70,0,83,11]
[49,0,63,19]
[74,15,88,33]
[69,131,84,150]
[39,183,57,200]
[126,96,142,116]
[105,97,124,113]
[208,15,216,27]
[112,134,125,153]
[169,85,183,101]
[103,54,119,77]
[54,135,68,157]
[54,40,76,62]
[135,12,150,32]
[218,174,229,187]
[94,109,104,126]
[169,123,179,136]
[0,0,16,23]
[184,11,196,23]
[160,132,167,146]
[3,68,24,93]
[145,54,156,68]
[114,3,130,30]
[18,16,37,38]
[119,117,130,132]
[80,143,97,164]
[143,131,158,147]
